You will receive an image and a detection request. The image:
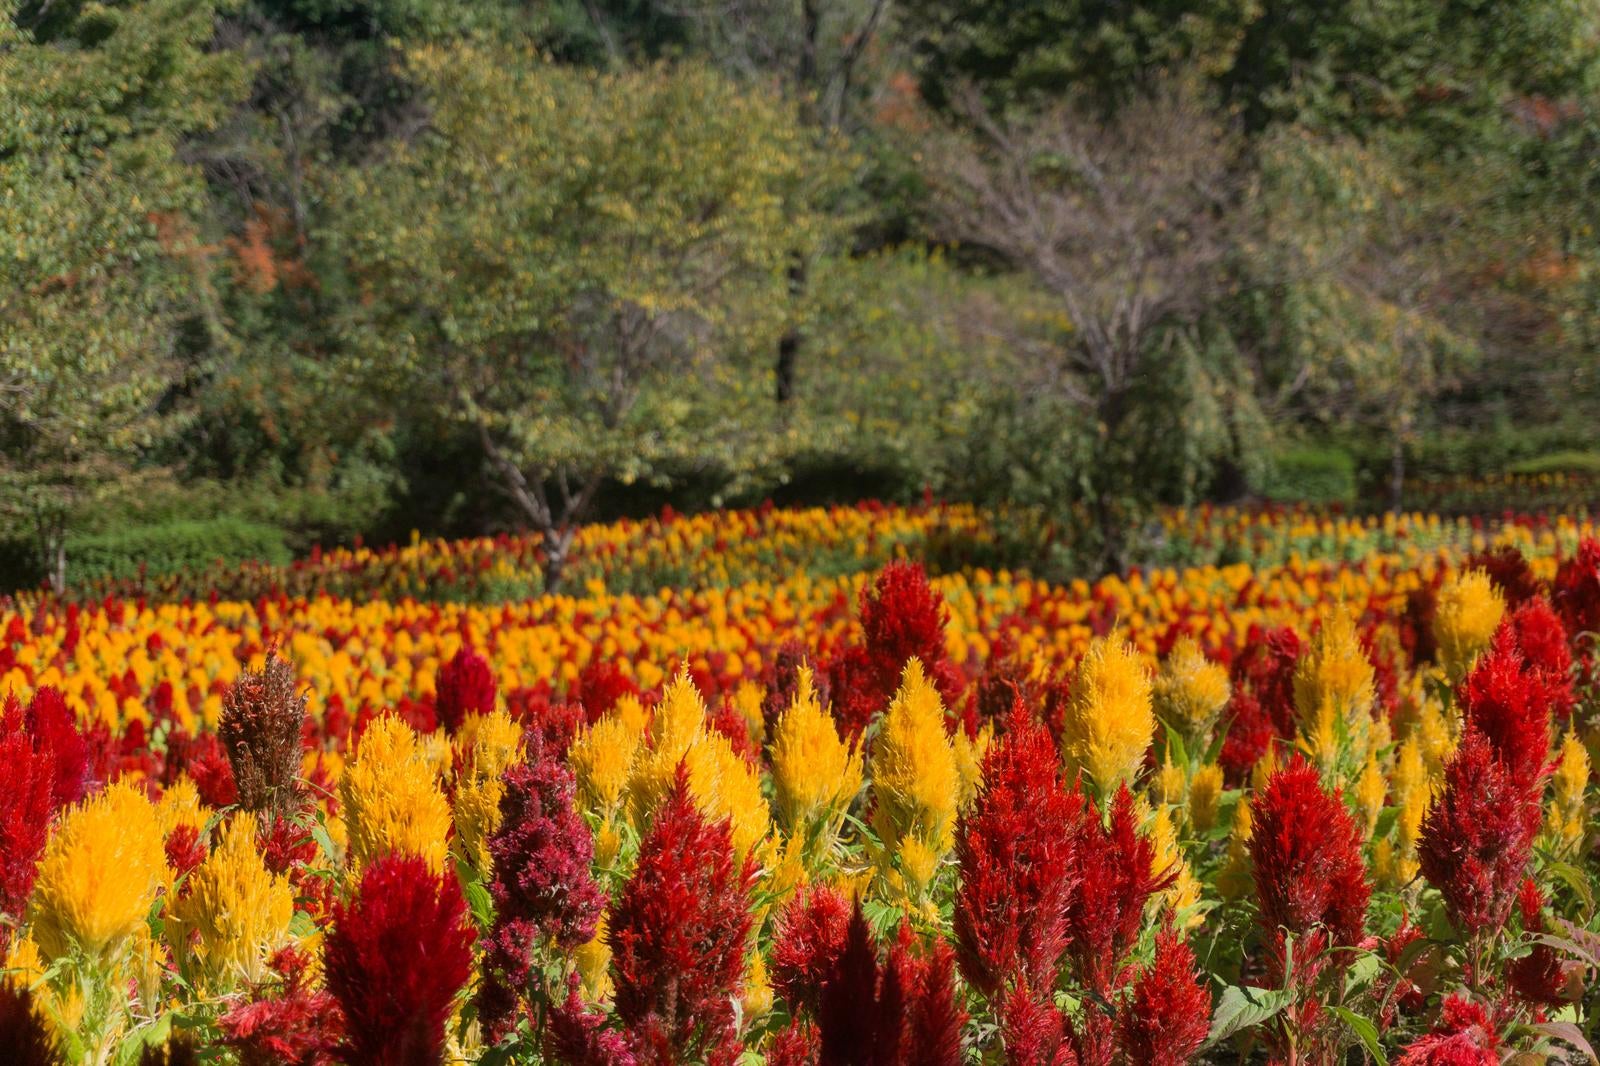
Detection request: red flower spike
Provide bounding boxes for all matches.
[435,647,496,735]
[323,854,476,1066]
[954,696,1081,998]
[1418,728,1543,937]
[999,985,1077,1066]
[1506,598,1575,720]
[1249,758,1370,985]
[1063,785,1172,997]
[219,946,343,1066]
[543,987,637,1066]
[1506,878,1567,1006]
[610,766,753,1064]
[0,710,56,920]
[1553,537,1600,644]
[1230,625,1302,737]
[1465,545,1541,609]
[831,562,963,735]
[1116,922,1210,1066]
[772,885,853,1017]
[767,1019,820,1066]
[1396,994,1501,1066]
[1456,626,1554,788]
[24,687,89,808]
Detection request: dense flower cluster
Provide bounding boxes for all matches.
[0,503,1595,1062]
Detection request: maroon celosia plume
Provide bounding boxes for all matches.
[1249,758,1370,982]
[1230,624,1302,737]
[219,649,308,818]
[772,884,853,1017]
[1062,785,1172,997]
[435,646,496,735]
[323,854,476,1066]
[543,988,637,1066]
[831,562,962,735]
[1418,728,1543,937]
[1465,544,1542,609]
[219,946,343,1066]
[1115,922,1211,1066]
[1395,994,1501,1066]
[478,747,605,1042]
[1401,579,1442,667]
[1506,878,1566,1007]
[815,907,965,1066]
[1553,536,1600,643]
[1217,688,1277,785]
[954,697,1081,997]
[609,766,754,1065]
[1455,626,1553,787]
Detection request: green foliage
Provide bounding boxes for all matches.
[1257,446,1358,505]
[67,517,290,586]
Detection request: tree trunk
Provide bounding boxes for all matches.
[542,526,575,595]
[1390,430,1406,515]
[775,255,808,404]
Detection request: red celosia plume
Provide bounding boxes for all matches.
[435,646,496,735]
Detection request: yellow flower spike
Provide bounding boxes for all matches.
[341,714,452,874]
[1154,636,1231,743]
[733,680,767,745]
[452,710,525,872]
[1148,806,1202,927]
[1154,758,1187,807]
[1545,731,1590,859]
[1433,569,1506,681]
[1355,754,1387,839]
[1251,742,1281,796]
[1218,798,1253,902]
[870,659,960,859]
[1060,635,1155,795]
[593,822,624,872]
[4,934,46,990]
[681,730,771,860]
[1187,762,1224,833]
[895,835,943,899]
[155,776,211,838]
[769,667,862,844]
[628,667,708,824]
[952,722,994,810]
[169,816,295,992]
[570,709,646,817]
[742,951,774,1021]
[576,913,613,1003]
[30,780,168,965]
[1293,608,1375,776]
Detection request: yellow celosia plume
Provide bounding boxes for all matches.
[769,666,862,841]
[1293,608,1375,775]
[341,713,453,874]
[1060,635,1154,795]
[1432,569,1505,681]
[169,816,295,990]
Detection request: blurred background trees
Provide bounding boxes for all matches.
[3,0,1599,588]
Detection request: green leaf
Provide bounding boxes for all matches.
[1544,860,1595,917]
[1328,1005,1387,1064]
[465,880,495,930]
[1205,984,1294,1047]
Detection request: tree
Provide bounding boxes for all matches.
[0,0,248,590]
[327,47,836,589]
[927,78,1245,569]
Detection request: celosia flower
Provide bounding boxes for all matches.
[1396,993,1501,1065]
[1063,785,1171,996]
[1187,762,1223,832]
[435,645,496,735]
[1433,569,1506,680]
[324,853,476,1066]
[610,767,754,1063]
[450,708,524,872]
[1545,731,1589,858]
[954,699,1081,998]
[569,706,644,816]
[1059,635,1154,795]
[1506,878,1566,1006]
[870,658,961,866]
[767,1018,820,1066]
[29,780,168,964]
[1292,608,1375,773]
[23,688,89,810]
[1149,806,1203,926]
[1355,753,1386,838]
[833,561,964,737]
[1249,758,1370,983]
[1418,727,1543,937]
[772,885,852,1018]
[1116,921,1211,1066]
[168,816,294,991]
[1217,688,1276,785]
[1553,536,1600,643]
[571,657,640,722]
[219,649,308,818]
[681,727,771,859]
[340,714,452,874]
[770,666,862,848]
[1232,624,1302,738]
[0,714,57,922]
[1154,637,1230,743]
[1465,544,1541,608]
[544,987,638,1066]
[478,749,604,1042]
[815,906,964,1066]
[1506,597,1575,720]
[626,667,706,823]
[1456,626,1553,789]
[219,945,343,1066]
[1217,797,1253,902]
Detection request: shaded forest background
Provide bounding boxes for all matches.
[4,0,1600,590]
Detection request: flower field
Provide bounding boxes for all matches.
[3,503,1600,1064]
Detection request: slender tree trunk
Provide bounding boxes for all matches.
[775,254,808,404]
